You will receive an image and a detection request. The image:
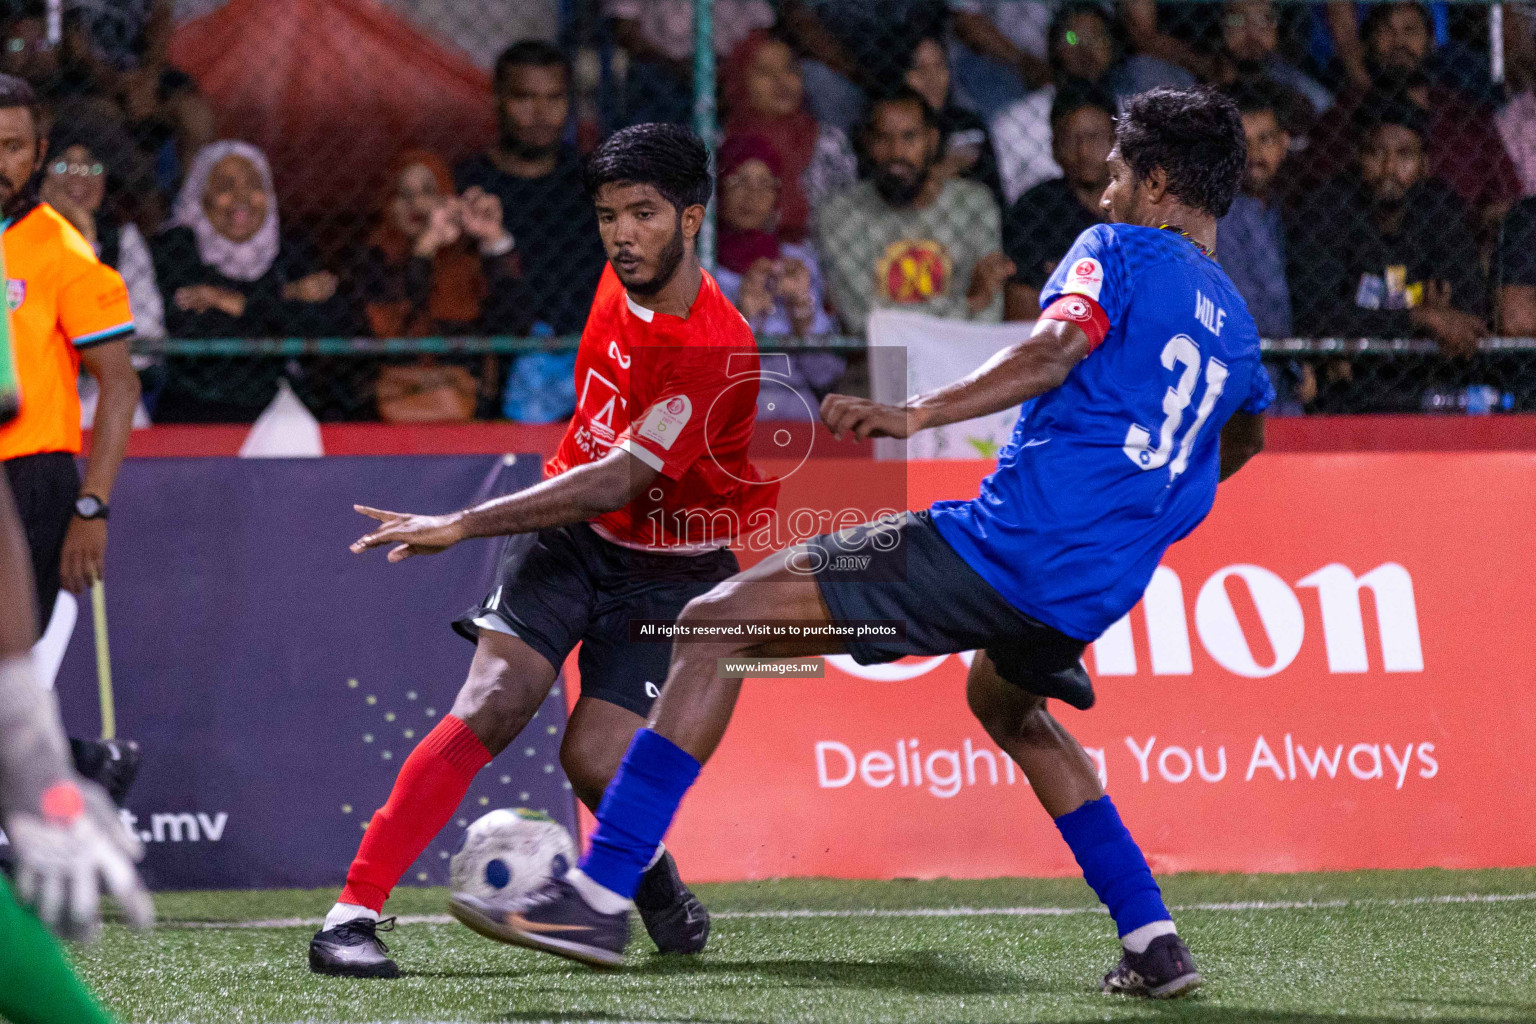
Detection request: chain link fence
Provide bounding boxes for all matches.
[19,0,1536,421]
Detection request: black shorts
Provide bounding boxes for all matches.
[3,451,79,632]
[807,510,1095,710]
[453,523,740,718]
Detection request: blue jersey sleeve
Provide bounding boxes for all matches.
[1039,224,1131,326]
[1241,363,1276,414]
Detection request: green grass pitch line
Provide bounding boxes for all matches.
[74,868,1536,1024]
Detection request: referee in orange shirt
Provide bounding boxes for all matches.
[0,76,142,800]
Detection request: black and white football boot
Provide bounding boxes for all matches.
[449,876,629,969]
[635,850,710,954]
[70,737,142,805]
[1102,933,1202,998]
[308,916,399,978]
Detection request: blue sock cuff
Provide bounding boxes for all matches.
[580,729,701,899]
[626,727,702,787]
[1053,794,1123,844]
[1053,795,1171,937]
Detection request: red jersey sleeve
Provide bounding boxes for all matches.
[613,349,739,481]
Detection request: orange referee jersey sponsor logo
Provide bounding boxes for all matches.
[95,282,127,310]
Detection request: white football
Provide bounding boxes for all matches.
[449,808,576,905]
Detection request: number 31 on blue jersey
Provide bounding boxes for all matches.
[1123,334,1229,481]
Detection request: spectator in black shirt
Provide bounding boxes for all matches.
[1496,198,1536,336]
[151,140,358,420]
[153,141,354,339]
[1288,97,1485,410]
[1000,83,1113,320]
[453,40,604,337]
[904,33,1004,207]
[1288,97,1484,352]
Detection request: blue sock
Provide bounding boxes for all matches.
[579,728,701,899]
[1053,795,1171,937]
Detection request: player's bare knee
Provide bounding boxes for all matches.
[558,740,614,811]
[677,581,746,632]
[1012,700,1058,746]
[966,675,1045,745]
[451,657,545,756]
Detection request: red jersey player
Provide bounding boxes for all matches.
[310,124,777,976]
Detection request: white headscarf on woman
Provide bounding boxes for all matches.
[173,140,280,283]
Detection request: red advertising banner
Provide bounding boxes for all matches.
[577,453,1536,879]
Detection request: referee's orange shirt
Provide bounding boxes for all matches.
[0,203,134,461]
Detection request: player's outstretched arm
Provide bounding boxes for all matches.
[351,448,660,561]
[1218,412,1266,481]
[821,318,1090,441]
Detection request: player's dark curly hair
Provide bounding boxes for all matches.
[585,123,712,214]
[1115,86,1247,218]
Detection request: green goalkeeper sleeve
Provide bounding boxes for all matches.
[0,873,117,1024]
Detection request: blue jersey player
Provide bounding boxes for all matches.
[454,87,1273,998]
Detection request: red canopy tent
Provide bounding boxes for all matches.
[170,0,496,230]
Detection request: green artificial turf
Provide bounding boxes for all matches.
[69,868,1536,1023]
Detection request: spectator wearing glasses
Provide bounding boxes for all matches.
[3,2,212,211]
[714,134,844,418]
[721,30,856,244]
[1,3,66,99]
[1000,83,1112,319]
[1210,0,1331,138]
[40,109,162,342]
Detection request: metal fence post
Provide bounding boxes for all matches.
[1492,3,1505,83]
[695,0,717,270]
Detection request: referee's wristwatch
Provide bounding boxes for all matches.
[74,494,109,521]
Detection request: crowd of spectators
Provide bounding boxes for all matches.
[17,0,1536,419]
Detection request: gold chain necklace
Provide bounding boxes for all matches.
[1158,223,1214,259]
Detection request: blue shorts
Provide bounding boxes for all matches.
[807,510,1094,709]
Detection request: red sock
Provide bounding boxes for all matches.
[339,714,491,912]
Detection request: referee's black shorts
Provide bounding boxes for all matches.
[3,451,78,632]
[806,510,1095,710]
[453,523,740,718]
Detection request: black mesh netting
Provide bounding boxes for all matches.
[22,0,1536,420]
